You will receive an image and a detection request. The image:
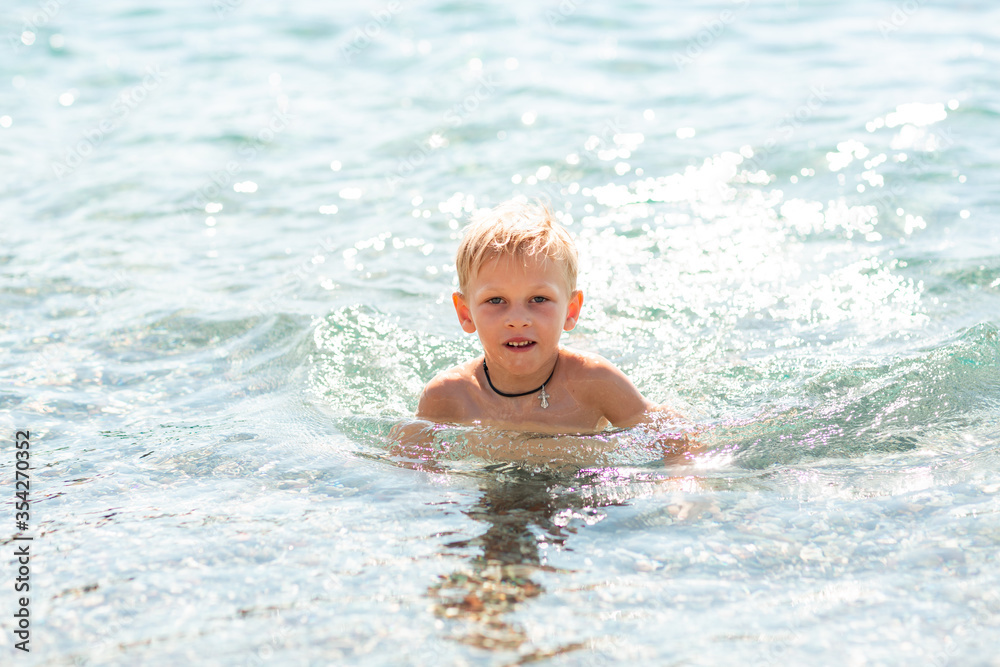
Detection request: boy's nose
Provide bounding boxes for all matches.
[505,307,531,327]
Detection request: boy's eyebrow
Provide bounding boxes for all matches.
[475,280,563,292]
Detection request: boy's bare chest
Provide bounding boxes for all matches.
[466,383,608,434]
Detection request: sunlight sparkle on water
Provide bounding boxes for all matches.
[883,102,948,128]
[565,144,928,372]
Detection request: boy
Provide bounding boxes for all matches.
[415,199,679,435]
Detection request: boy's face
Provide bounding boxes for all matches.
[453,252,583,381]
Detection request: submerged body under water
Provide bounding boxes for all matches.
[3,0,1000,664]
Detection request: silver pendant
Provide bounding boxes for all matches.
[538,385,549,409]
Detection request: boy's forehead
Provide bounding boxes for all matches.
[478,250,555,274]
[470,252,571,290]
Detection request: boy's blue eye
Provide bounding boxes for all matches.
[487,297,503,305]
[531,296,548,303]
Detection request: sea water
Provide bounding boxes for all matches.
[2,0,999,664]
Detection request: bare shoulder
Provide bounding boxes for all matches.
[416,359,481,423]
[560,349,652,427]
[560,348,638,385]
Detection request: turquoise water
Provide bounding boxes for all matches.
[2,0,1000,663]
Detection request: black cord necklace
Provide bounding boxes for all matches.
[482,358,556,409]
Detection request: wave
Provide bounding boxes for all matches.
[315,306,999,472]
[712,322,1000,467]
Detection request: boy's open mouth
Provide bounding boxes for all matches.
[505,340,536,349]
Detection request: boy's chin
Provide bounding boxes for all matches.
[492,345,558,366]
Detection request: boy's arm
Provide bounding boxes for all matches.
[583,359,654,428]
[387,379,457,464]
[414,372,470,423]
[580,357,685,426]
[389,367,482,465]
[587,359,702,463]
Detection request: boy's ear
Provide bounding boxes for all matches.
[563,290,584,331]
[453,292,477,333]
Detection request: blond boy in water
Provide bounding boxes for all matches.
[415,199,680,435]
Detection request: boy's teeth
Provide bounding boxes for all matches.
[508,341,532,347]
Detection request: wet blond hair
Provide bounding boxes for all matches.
[455,200,578,295]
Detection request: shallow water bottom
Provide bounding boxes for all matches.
[21,400,1000,666]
